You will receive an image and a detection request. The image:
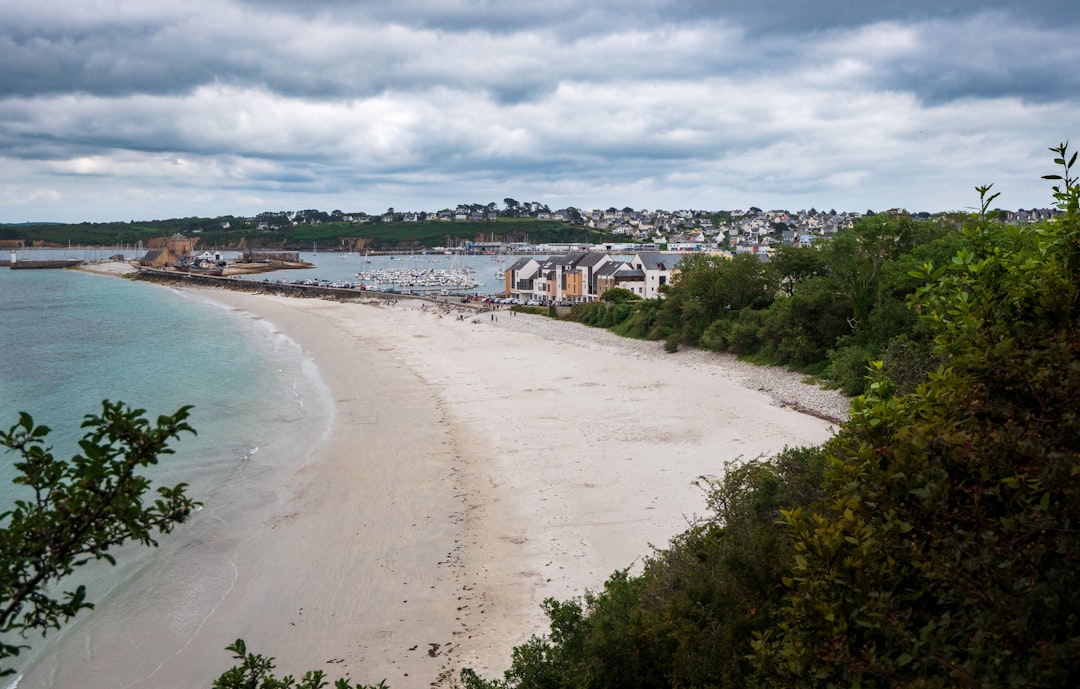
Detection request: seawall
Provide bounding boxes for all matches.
[134,267,485,309]
[2,259,84,269]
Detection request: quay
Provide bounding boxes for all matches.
[133,267,490,310]
[2,258,84,269]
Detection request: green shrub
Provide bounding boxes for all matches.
[699,316,734,351]
[600,287,639,303]
[825,342,875,395]
[880,333,940,396]
[727,308,765,354]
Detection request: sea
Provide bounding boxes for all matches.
[0,251,334,687]
[0,248,512,687]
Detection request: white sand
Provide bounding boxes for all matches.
[180,289,837,687]
[35,272,839,688]
[77,260,138,276]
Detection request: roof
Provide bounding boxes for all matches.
[506,256,535,271]
[577,252,610,267]
[594,261,630,277]
[551,251,586,266]
[635,251,685,271]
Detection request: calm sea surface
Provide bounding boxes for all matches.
[0,262,333,687]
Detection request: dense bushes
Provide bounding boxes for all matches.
[566,301,635,329]
[756,158,1080,687]
[458,145,1080,689]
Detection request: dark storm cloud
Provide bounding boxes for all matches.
[2,1,1074,103]
[1,0,1078,222]
[235,0,1080,35]
[662,1,1080,32]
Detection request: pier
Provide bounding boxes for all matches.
[2,258,84,269]
[133,268,489,310]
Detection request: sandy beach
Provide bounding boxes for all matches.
[52,264,842,687]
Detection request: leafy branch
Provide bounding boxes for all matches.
[0,401,199,675]
[213,639,388,689]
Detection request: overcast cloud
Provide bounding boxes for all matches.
[1,0,1077,222]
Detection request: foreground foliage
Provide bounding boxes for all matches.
[754,146,1080,688]
[0,401,198,675]
[457,144,1080,688]
[213,639,388,689]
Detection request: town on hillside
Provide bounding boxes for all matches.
[241,202,1061,255]
[3,202,1062,267]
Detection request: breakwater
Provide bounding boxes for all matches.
[135,267,485,309]
[2,259,84,269]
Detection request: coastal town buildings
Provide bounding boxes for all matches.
[139,232,194,268]
[503,250,687,303]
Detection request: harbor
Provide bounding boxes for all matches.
[0,247,510,295]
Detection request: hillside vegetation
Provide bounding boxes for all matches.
[454,144,1080,689]
[1,217,604,251]
[566,212,973,397]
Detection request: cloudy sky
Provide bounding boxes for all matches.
[2,0,1078,223]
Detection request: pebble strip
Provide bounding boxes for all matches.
[490,310,852,425]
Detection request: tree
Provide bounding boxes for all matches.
[658,252,776,348]
[0,401,199,676]
[770,245,823,297]
[819,211,920,327]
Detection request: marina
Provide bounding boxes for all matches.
[0,248,511,294]
[352,266,479,290]
[261,251,509,295]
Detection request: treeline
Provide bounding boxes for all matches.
[1,217,244,247]
[2,217,599,251]
[567,212,970,396]
[456,147,1080,688]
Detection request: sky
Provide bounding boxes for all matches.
[2,1,1078,223]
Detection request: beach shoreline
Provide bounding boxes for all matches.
[63,263,843,687]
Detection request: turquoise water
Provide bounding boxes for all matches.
[0,266,332,686]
